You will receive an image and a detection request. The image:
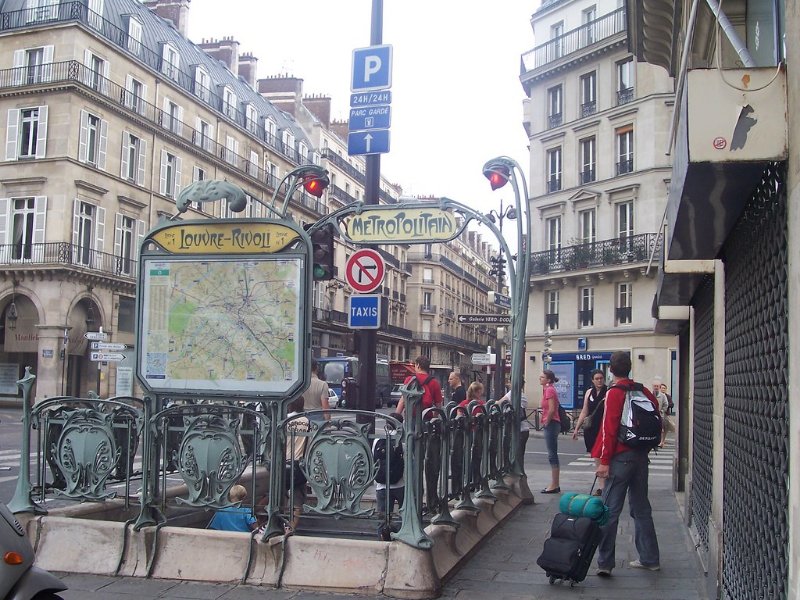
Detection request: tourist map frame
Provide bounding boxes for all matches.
[136,255,303,395]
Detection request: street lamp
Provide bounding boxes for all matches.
[482,156,532,498]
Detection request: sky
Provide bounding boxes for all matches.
[189,1,539,250]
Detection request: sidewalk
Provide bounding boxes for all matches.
[52,446,708,600]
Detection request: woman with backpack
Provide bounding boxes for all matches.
[540,369,561,494]
[573,369,608,495]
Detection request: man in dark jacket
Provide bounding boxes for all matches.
[593,351,661,576]
[447,370,466,404]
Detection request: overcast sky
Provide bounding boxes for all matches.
[189,1,538,250]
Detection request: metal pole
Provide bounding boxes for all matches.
[357,0,383,419]
[493,224,505,400]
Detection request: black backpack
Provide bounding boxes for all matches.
[614,382,662,451]
[374,437,404,485]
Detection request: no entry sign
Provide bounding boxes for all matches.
[345,248,386,294]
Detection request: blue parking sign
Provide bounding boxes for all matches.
[351,45,392,92]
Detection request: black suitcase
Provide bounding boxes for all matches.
[536,512,602,586]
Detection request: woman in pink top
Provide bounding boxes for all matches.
[540,369,561,493]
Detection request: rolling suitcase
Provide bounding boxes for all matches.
[536,512,602,586]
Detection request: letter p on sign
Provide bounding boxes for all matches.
[351,44,393,92]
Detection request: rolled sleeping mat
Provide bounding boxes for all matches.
[558,492,609,526]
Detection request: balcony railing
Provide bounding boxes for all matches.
[579,310,594,326]
[521,8,626,73]
[548,113,563,128]
[0,242,137,280]
[615,307,632,324]
[547,177,562,193]
[581,101,596,117]
[545,314,559,329]
[420,305,437,315]
[616,158,634,175]
[580,169,596,184]
[617,87,635,105]
[530,233,661,275]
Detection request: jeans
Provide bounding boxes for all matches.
[543,420,560,467]
[597,450,660,569]
[376,486,404,514]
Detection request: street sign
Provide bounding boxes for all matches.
[90,351,125,362]
[348,129,390,156]
[489,291,512,309]
[345,248,386,294]
[349,105,391,131]
[348,294,381,329]
[350,90,392,108]
[84,331,109,341]
[90,342,128,351]
[471,353,496,366]
[351,44,393,92]
[457,314,512,325]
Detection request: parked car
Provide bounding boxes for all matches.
[328,388,342,408]
[389,384,403,407]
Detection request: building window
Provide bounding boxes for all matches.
[580,71,596,117]
[423,267,433,284]
[161,43,180,80]
[120,132,145,185]
[193,118,213,151]
[616,283,632,325]
[547,85,562,128]
[245,104,258,133]
[282,130,296,160]
[265,161,278,188]
[579,136,596,183]
[6,106,48,160]
[25,0,58,23]
[114,214,137,276]
[582,5,597,45]
[87,0,104,30]
[4,197,46,261]
[160,150,182,198]
[223,86,237,119]
[546,216,562,263]
[163,99,183,135]
[616,126,634,174]
[72,200,104,267]
[546,147,562,192]
[118,297,135,332]
[616,58,634,105]
[579,208,596,244]
[194,66,210,102]
[422,291,433,310]
[546,290,559,330]
[12,46,54,85]
[124,75,146,114]
[265,118,277,146]
[225,135,239,165]
[83,51,108,94]
[550,21,564,58]
[618,201,634,251]
[579,287,594,327]
[78,110,107,168]
[126,16,142,55]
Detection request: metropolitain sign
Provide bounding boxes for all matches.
[342,207,460,244]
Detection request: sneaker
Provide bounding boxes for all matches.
[629,560,660,571]
[596,567,613,577]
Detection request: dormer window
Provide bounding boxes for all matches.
[282,130,295,159]
[193,66,210,102]
[126,16,142,55]
[265,117,277,146]
[222,86,237,119]
[161,43,180,80]
[245,104,258,133]
[298,142,309,164]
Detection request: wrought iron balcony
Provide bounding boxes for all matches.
[617,87,635,105]
[545,313,559,330]
[420,305,437,315]
[547,177,562,193]
[581,101,597,117]
[580,169,596,184]
[530,233,661,275]
[548,113,563,129]
[579,310,594,326]
[615,307,632,324]
[0,242,137,281]
[616,158,634,175]
[521,8,626,74]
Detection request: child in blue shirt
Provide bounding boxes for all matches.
[208,484,257,532]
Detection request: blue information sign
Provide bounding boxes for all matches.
[350,91,392,108]
[348,129,390,156]
[351,45,393,92]
[349,105,391,131]
[349,294,381,329]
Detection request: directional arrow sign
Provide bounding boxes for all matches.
[489,291,512,310]
[348,129,390,156]
[457,314,511,325]
[90,342,128,351]
[471,353,496,366]
[90,352,125,362]
[84,331,109,341]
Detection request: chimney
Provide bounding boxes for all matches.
[198,36,240,74]
[143,0,191,37]
[303,94,332,128]
[257,75,304,116]
[238,53,258,89]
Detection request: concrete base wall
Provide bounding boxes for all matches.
[26,475,525,599]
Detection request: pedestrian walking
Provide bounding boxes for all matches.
[573,369,607,495]
[448,370,467,404]
[540,369,561,494]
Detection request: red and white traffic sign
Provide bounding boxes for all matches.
[345,248,386,294]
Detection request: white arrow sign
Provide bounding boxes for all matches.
[85,331,109,341]
[471,353,496,366]
[90,342,128,351]
[90,352,125,362]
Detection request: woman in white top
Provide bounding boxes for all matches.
[500,378,529,470]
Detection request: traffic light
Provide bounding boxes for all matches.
[483,164,510,190]
[302,173,328,198]
[304,224,335,281]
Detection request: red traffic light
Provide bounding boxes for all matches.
[302,174,328,198]
[484,165,510,190]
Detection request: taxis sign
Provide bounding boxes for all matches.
[151,222,299,254]
[343,207,459,244]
